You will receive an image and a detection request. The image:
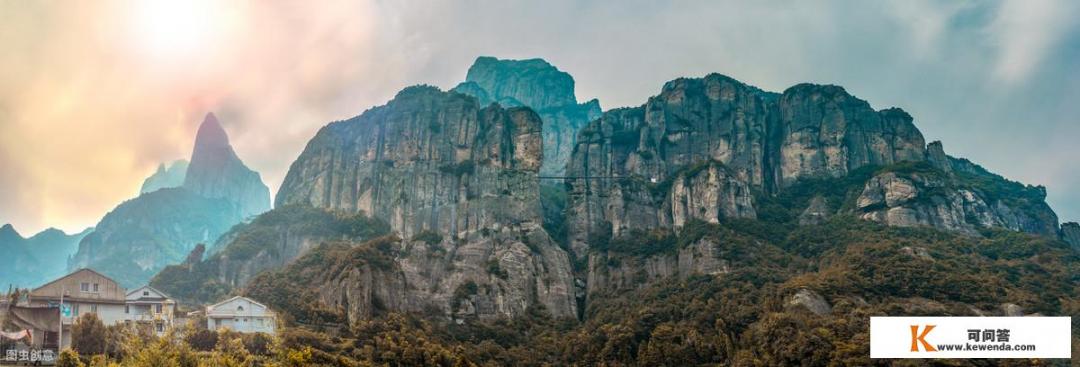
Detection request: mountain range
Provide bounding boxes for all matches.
[0,224,92,289]
[6,56,1077,364]
[152,57,1077,329]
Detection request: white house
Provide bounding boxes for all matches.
[124,286,176,335]
[205,296,275,334]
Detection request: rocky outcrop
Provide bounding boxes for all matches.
[798,196,831,225]
[1061,222,1080,250]
[0,224,91,288]
[183,113,271,219]
[775,86,925,187]
[452,57,601,177]
[69,188,241,287]
[585,236,731,297]
[140,159,188,194]
[272,86,576,320]
[855,166,1058,237]
[566,73,1060,258]
[787,289,832,316]
[270,223,577,324]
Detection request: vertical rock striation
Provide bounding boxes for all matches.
[274,85,577,320]
[452,56,601,177]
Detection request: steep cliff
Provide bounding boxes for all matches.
[1061,222,1080,250]
[140,159,188,194]
[564,74,1066,299]
[183,113,272,219]
[566,74,1058,259]
[271,85,577,320]
[452,57,601,177]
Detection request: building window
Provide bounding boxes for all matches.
[143,291,149,296]
[155,304,162,313]
[80,283,89,292]
[214,319,221,327]
[125,305,129,314]
[237,306,244,312]
[156,323,164,332]
[92,283,99,292]
[90,304,97,313]
[73,304,80,316]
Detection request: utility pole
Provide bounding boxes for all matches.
[57,285,64,352]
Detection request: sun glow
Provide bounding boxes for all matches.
[132,0,231,59]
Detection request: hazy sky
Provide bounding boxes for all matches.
[1,0,1078,235]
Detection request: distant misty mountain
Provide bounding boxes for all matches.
[140,159,188,194]
[67,113,271,288]
[0,224,92,288]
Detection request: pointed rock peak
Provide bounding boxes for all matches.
[193,112,232,152]
[0,223,22,240]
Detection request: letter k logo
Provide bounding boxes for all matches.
[909,325,937,352]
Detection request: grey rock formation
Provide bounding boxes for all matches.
[1001,303,1023,317]
[1061,222,1080,250]
[585,236,731,297]
[68,188,242,287]
[183,113,271,219]
[566,74,1059,258]
[900,246,934,261]
[775,86,925,187]
[140,159,188,194]
[787,289,832,316]
[0,225,92,288]
[798,196,831,225]
[273,85,577,320]
[855,170,1058,237]
[296,223,576,323]
[452,57,601,177]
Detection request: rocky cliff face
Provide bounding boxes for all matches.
[1061,222,1080,250]
[0,225,91,288]
[452,57,601,177]
[140,159,188,194]
[565,74,1060,259]
[183,113,271,219]
[854,170,1058,237]
[272,86,576,320]
[563,73,1067,301]
[775,85,926,187]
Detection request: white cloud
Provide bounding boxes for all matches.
[988,0,1077,83]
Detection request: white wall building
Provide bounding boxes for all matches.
[124,286,177,335]
[205,296,276,334]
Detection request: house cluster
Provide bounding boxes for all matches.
[3,268,275,352]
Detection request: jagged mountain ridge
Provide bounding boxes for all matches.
[566,73,1060,258]
[0,224,92,288]
[140,159,188,194]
